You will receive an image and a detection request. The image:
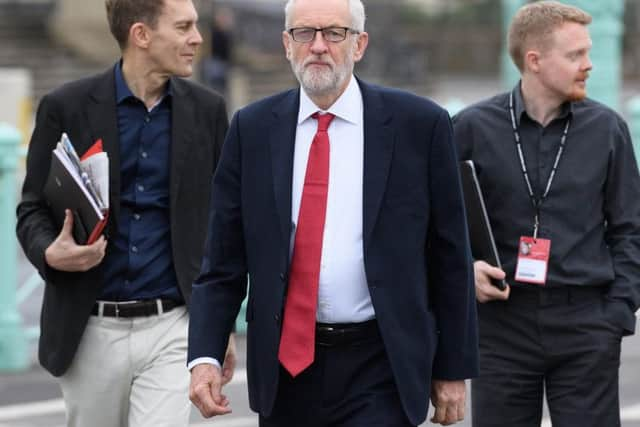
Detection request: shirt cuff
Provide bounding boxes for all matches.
[187,357,221,372]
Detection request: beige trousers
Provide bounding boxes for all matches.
[58,306,190,427]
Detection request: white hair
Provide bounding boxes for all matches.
[284,0,366,32]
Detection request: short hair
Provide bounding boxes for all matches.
[284,0,366,33]
[508,1,591,72]
[105,0,166,49]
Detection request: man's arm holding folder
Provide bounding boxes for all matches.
[16,94,107,279]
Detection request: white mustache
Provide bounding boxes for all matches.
[303,56,334,69]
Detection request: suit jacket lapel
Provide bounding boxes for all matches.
[360,80,394,247]
[87,67,121,233]
[270,89,300,255]
[169,78,195,216]
[267,82,393,258]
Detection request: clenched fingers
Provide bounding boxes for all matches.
[430,380,466,425]
[45,234,107,272]
[473,261,509,303]
[189,364,232,418]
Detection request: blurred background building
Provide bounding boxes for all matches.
[1,0,640,114]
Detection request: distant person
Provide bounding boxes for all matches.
[453,2,640,426]
[203,7,233,95]
[187,0,478,426]
[16,0,234,426]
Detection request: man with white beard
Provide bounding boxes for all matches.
[187,0,479,426]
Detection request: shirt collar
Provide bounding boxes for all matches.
[298,75,362,126]
[512,81,573,126]
[114,60,172,106]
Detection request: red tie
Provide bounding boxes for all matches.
[278,112,335,377]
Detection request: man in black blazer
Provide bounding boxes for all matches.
[188,0,478,426]
[16,0,233,425]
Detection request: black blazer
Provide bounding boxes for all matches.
[16,67,228,377]
[188,79,479,425]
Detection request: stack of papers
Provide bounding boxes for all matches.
[43,133,109,244]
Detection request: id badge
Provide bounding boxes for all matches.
[515,236,551,285]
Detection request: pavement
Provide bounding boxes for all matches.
[1,330,640,427]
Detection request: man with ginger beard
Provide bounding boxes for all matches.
[453,2,640,426]
[187,0,478,425]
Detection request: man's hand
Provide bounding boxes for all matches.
[430,380,466,425]
[473,260,510,303]
[221,334,237,385]
[44,210,107,272]
[189,364,232,418]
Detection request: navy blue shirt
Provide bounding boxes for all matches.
[100,63,182,302]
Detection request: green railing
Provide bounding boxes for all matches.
[0,123,28,372]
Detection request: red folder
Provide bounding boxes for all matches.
[81,139,103,161]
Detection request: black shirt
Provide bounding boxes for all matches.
[453,83,640,333]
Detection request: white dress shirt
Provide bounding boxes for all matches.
[188,75,373,371]
[293,75,374,323]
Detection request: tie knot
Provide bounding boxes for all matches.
[312,112,335,132]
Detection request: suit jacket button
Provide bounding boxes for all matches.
[274,314,280,323]
[279,273,285,281]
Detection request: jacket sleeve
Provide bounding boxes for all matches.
[603,116,640,336]
[16,93,67,284]
[427,110,479,379]
[188,110,248,363]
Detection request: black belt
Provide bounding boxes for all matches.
[315,319,379,347]
[91,299,183,318]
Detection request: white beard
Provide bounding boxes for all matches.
[290,46,355,99]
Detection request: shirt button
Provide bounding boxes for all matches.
[133,213,141,221]
[137,184,144,192]
[145,116,151,123]
[141,151,148,159]
[131,246,138,253]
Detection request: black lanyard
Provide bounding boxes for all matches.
[508,91,570,239]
